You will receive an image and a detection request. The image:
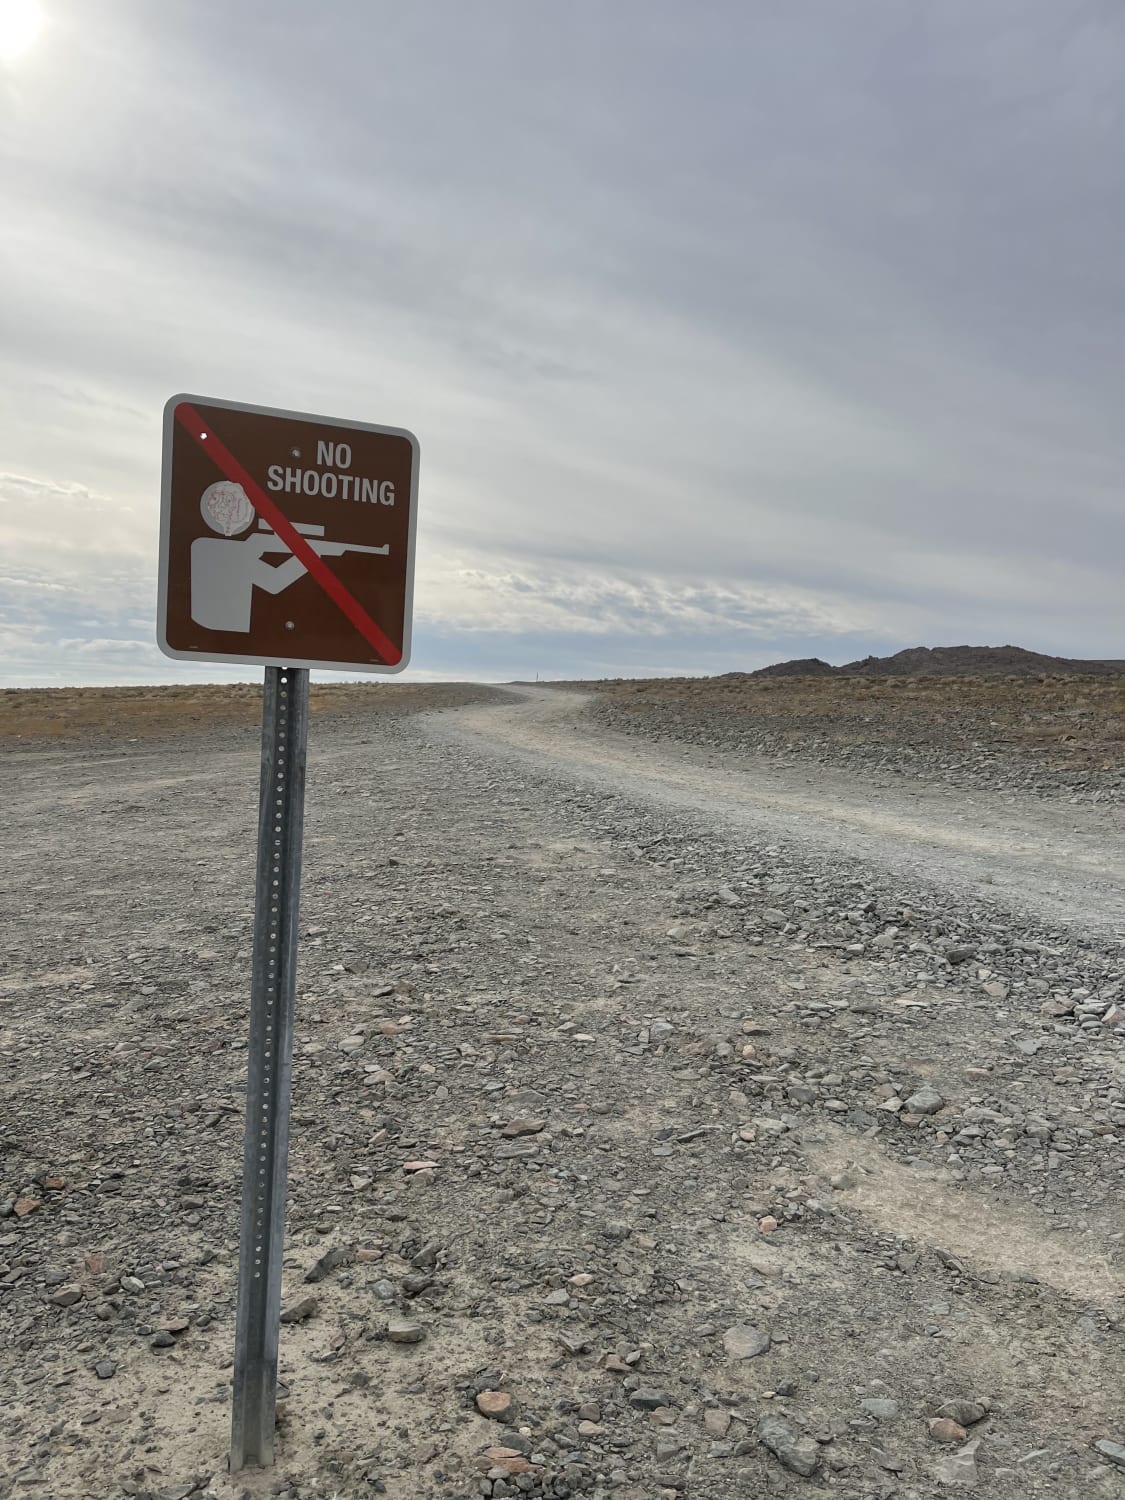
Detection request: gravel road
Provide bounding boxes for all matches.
[1,685,1122,1500]
[438,689,1125,942]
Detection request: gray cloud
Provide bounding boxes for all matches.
[0,0,1121,686]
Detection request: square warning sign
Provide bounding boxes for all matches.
[157,394,419,673]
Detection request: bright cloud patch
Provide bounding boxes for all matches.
[421,555,870,640]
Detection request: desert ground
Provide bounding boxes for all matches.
[1,676,1123,1500]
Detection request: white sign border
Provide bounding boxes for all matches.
[157,392,419,675]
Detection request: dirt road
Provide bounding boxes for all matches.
[437,689,1125,942]
[1,686,1122,1500]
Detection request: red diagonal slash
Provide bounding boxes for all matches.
[175,402,401,665]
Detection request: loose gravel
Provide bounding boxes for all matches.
[1,685,1122,1500]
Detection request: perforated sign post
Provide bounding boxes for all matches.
[157,395,418,1470]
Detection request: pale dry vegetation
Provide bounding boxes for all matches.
[0,683,504,743]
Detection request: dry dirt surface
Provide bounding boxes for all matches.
[1,682,1123,1500]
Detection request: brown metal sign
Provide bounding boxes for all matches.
[158,394,418,672]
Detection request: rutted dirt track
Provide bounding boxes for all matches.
[1,684,1123,1500]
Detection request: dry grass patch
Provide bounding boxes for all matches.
[0,682,505,742]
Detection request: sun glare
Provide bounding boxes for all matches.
[0,0,43,61]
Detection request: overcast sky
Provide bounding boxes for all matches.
[2,0,1123,686]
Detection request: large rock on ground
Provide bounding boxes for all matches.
[757,1415,821,1477]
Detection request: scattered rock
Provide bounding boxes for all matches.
[704,1408,732,1438]
[929,1417,969,1444]
[862,1398,900,1421]
[476,1390,515,1420]
[630,1388,674,1411]
[475,1447,540,1478]
[304,1245,352,1283]
[757,1415,821,1477]
[387,1317,424,1344]
[722,1324,770,1360]
[934,1437,981,1486]
[1094,1440,1125,1471]
[874,1449,907,1473]
[935,1400,988,1428]
[905,1087,945,1116]
[156,1482,208,1500]
[280,1296,318,1324]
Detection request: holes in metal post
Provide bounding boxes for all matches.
[247,676,300,1287]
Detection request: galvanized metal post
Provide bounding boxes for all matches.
[230,665,309,1471]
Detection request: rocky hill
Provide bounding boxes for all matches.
[725,657,836,680]
[747,645,1125,679]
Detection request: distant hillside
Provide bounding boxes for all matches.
[745,645,1125,679]
[732,657,837,679]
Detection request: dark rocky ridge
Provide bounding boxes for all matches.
[737,645,1125,680]
[724,657,836,680]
